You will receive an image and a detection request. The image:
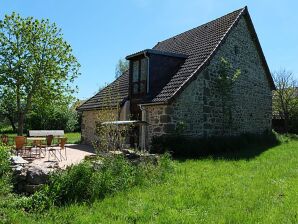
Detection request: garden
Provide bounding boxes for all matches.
[1,133,298,223]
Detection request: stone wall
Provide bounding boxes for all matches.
[81,109,118,144]
[144,15,272,146]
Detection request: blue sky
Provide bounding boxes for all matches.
[1,0,297,99]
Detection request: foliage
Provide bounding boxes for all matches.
[151,131,280,157]
[115,58,128,78]
[272,69,298,133]
[94,85,133,154]
[0,87,17,132]
[0,12,80,135]
[0,144,12,195]
[215,57,241,134]
[21,154,172,211]
[174,121,186,135]
[25,97,79,132]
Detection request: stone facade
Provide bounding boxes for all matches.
[81,16,272,149]
[81,109,118,144]
[143,16,272,145]
[81,110,99,145]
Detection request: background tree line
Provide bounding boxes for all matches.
[273,69,298,133]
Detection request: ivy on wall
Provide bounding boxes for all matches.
[215,57,241,135]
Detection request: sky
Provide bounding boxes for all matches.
[1,0,297,100]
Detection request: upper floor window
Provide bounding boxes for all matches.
[132,58,148,95]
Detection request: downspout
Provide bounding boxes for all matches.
[139,105,147,151]
[140,52,149,150]
[144,52,150,94]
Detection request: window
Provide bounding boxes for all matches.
[132,58,148,95]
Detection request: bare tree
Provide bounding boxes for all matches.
[273,69,298,132]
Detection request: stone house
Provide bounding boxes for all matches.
[77,6,275,149]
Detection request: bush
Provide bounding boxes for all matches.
[26,154,173,211]
[26,106,79,132]
[151,131,280,157]
[0,145,12,195]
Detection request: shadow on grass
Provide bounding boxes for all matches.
[151,132,282,161]
[176,141,280,162]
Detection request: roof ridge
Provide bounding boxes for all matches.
[159,7,247,103]
[154,6,246,49]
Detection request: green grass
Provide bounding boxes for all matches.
[1,132,81,144]
[2,136,298,223]
[64,132,81,144]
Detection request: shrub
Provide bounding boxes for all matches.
[26,154,173,211]
[0,145,12,195]
[26,106,79,132]
[151,131,280,157]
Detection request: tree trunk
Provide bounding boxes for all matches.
[6,115,17,133]
[17,113,24,136]
[284,113,289,133]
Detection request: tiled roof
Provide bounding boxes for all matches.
[126,49,188,60]
[78,6,274,110]
[77,71,129,111]
[151,7,245,102]
[151,6,274,102]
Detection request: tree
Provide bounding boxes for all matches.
[0,87,17,132]
[0,12,80,135]
[115,58,128,78]
[273,69,298,132]
[26,96,79,132]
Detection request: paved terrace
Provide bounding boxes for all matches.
[29,144,95,169]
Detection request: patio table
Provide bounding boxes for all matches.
[27,137,46,142]
[27,137,46,157]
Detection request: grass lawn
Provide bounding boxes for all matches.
[2,132,81,144]
[2,136,298,223]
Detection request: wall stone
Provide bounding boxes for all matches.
[81,110,99,145]
[144,16,272,146]
[81,109,118,145]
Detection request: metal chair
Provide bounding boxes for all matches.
[48,137,67,162]
[58,138,67,161]
[15,136,32,157]
[40,135,54,156]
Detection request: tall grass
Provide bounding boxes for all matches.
[20,153,173,211]
[0,144,12,195]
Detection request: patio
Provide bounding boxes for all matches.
[29,144,95,169]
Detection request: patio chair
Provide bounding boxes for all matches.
[15,136,32,157]
[57,137,67,161]
[40,135,54,156]
[1,134,9,145]
[48,137,67,162]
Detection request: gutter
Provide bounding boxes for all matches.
[138,101,166,107]
[144,52,150,94]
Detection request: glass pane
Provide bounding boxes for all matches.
[133,83,139,94]
[140,58,148,81]
[132,61,139,82]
